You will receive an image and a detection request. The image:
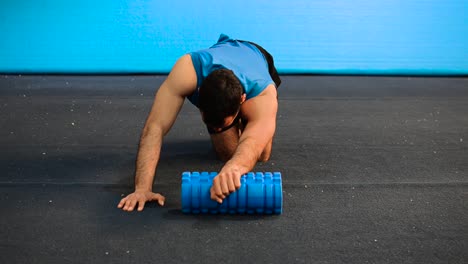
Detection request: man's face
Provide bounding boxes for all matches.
[200,93,246,133]
[202,110,240,133]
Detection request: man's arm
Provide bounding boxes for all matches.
[118,54,197,211]
[210,85,278,203]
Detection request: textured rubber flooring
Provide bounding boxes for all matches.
[1,75,467,263]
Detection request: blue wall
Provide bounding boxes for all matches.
[1,0,467,75]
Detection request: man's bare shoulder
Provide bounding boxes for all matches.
[243,84,277,104]
[164,54,197,97]
[240,84,278,120]
[258,84,278,98]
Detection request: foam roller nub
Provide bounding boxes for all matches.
[181,172,283,214]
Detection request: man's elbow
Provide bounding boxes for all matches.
[258,141,272,162]
[141,124,163,139]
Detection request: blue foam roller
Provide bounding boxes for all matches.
[181,172,283,214]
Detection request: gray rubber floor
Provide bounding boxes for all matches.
[1,75,467,263]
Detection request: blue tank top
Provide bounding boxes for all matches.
[187,34,274,107]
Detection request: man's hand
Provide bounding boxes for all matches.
[117,191,165,212]
[210,166,242,203]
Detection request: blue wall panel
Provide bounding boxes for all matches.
[1,0,467,74]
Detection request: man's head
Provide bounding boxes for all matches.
[199,69,246,131]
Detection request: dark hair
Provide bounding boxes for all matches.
[199,69,243,127]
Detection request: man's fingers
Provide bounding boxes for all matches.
[157,199,165,206]
[212,178,225,198]
[211,192,223,203]
[150,193,165,206]
[123,200,131,211]
[118,192,166,212]
[117,197,127,208]
[210,188,224,204]
[122,200,130,210]
[125,200,137,211]
[137,200,146,211]
[158,194,165,206]
[227,176,236,193]
[220,175,230,195]
[234,175,241,189]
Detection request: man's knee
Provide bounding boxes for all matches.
[211,136,237,162]
[210,126,239,161]
[215,148,235,162]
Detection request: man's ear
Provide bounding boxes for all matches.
[240,93,246,104]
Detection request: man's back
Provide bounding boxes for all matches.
[187,34,275,106]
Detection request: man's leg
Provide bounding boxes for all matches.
[209,124,240,162]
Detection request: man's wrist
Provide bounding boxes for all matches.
[135,186,152,192]
[224,160,249,175]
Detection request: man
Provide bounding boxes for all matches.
[118,34,281,212]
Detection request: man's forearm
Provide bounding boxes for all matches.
[224,137,261,173]
[134,126,163,192]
